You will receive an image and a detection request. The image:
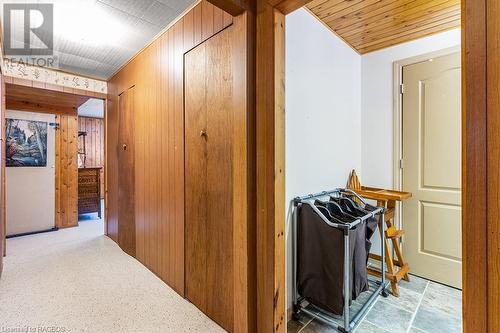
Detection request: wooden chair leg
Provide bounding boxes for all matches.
[384,237,399,297]
[392,238,410,282]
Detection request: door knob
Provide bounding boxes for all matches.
[200,130,208,139]
[123,144,127,151]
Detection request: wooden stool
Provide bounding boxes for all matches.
[347,170,412,297]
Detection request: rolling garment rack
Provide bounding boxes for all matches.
[292,188,388,333]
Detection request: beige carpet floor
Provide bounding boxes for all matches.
[0,218,225,333]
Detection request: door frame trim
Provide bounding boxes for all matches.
[392,46,461,231]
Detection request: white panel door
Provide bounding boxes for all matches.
[6,111,56,236]
[402,52,462,288]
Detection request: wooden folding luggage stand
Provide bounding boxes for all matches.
[348,170,412,297]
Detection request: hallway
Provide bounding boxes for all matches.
[0,219,225,333]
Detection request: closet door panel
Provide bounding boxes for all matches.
[185,43,208,313]
[118,86,136,257]
[185,26,234,332]
[205,28,233,330]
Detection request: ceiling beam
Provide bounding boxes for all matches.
[274,0,312,14]
[206,0,248,15]
[6,99,77,116]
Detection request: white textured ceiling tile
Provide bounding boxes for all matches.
[129,19,157,44]
[58,53,103,76]
[100,47,133,66]
[94,62,118,79]
[3,0,194,79]
[141,1,177,27]
[97,0,155,18]
[156,0,194,11]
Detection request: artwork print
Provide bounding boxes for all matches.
[6,118,48,167]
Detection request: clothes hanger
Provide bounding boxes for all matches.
[315,199,345,216]
[330,196,370,216]
[310,201,348,225]
[316,199,359,222]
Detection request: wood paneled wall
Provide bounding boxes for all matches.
[78,116,105,198]
[55,114,79,228]
[107,0,233,295]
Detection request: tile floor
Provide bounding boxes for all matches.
[288,275,462,333]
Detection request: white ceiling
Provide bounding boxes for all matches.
[1,0,195,79]
[78,98,104,118]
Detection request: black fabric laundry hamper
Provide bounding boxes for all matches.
[297,204,358,315]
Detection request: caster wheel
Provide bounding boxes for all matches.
[381,289,389,298]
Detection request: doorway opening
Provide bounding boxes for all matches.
[284,4,463,333]
[4,83,106,242]
[77,98,106,228]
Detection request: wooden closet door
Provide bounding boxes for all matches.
[185,26,234,332]
[118,86,136,257]
[185,42,208,311]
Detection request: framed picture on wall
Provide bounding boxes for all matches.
[6,118,48,167]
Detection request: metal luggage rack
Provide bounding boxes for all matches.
[292,188,389,333]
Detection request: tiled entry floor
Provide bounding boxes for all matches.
[288,275,462,333]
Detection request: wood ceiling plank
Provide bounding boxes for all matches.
[304,7,362,54]
[358,18,460,53]
[307,0,462,53]
[312,0,378,20]
[323,0,437,31]
[352,13,460,47]
[347,7,460,46]
[307,0,345,12]
[339,0,459,37]
[314,0,386,21]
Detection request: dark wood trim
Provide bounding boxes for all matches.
[462,0,488,331]
[487,0,500,331]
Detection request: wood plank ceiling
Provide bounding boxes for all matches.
[306,0,461,54]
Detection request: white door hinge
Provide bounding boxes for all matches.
[399,158,404,169]
[400,84,405,94]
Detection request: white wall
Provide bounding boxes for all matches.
[285,8,362,308]
[6,111,56,236]
[361,29,461,188]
